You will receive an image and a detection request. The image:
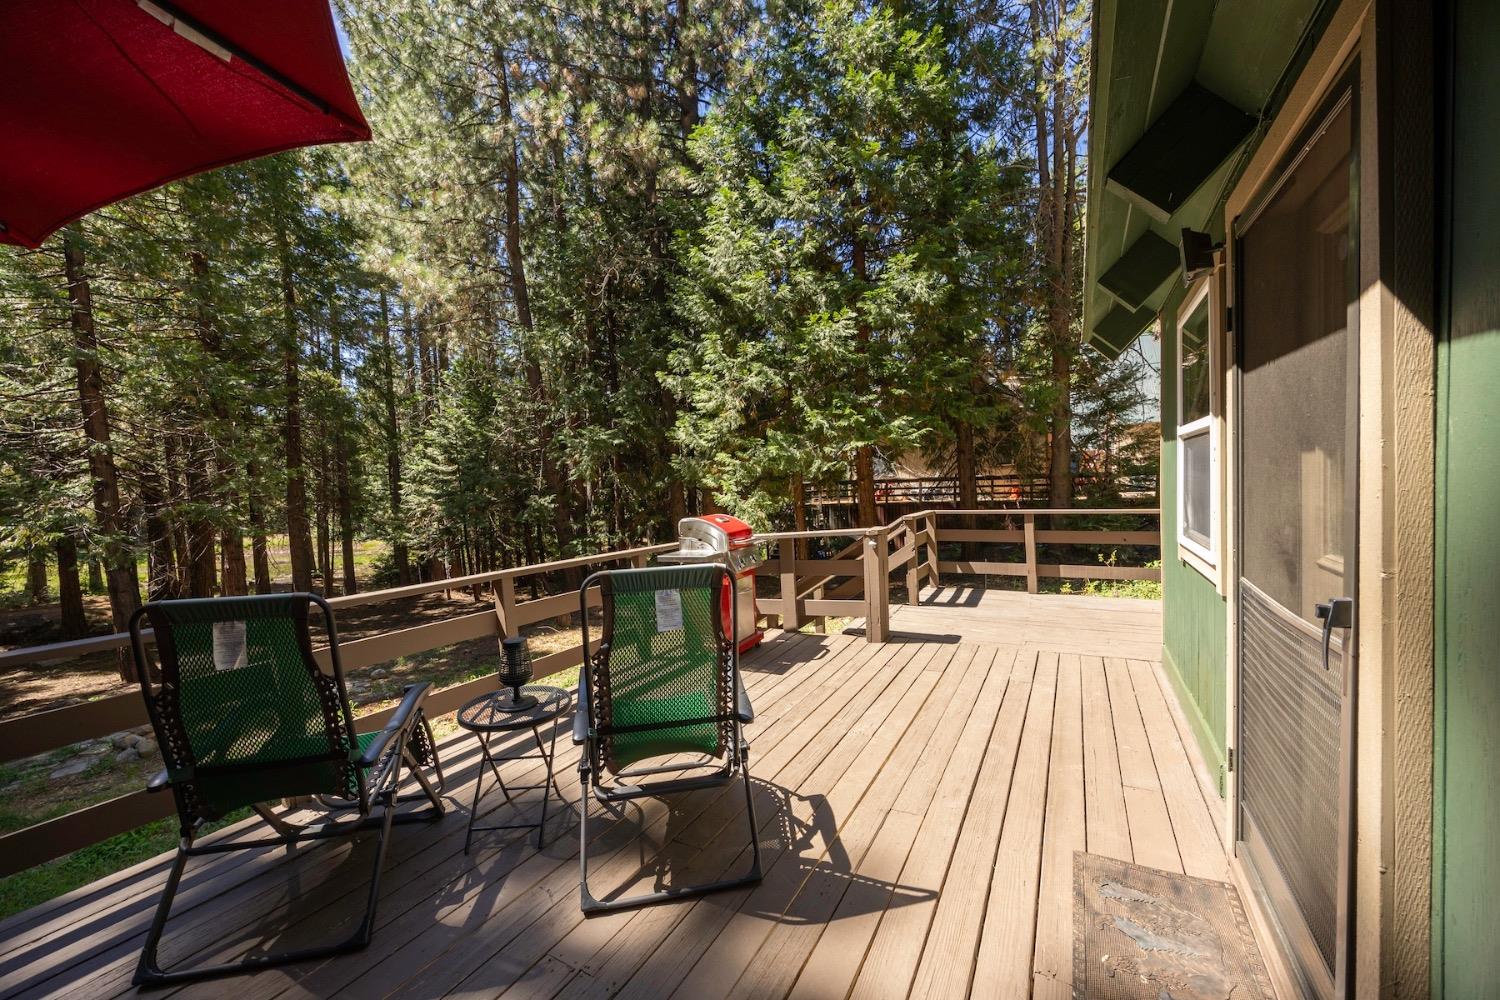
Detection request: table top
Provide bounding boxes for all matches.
[457,685,572,732]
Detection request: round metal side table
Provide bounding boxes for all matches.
[456,684,571,852]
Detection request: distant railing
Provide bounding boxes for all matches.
[804,473,1158,506]
[0,508,1158,875]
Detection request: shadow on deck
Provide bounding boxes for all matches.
[0,591,1232,1000]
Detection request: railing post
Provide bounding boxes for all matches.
[779,539,801,632]
[863,527,890,643]
[924,511,939,591]
[494,575,518,639]
[903,519,920,607]
[1023,512,1039,594]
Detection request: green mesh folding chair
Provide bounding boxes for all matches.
[574,564,761,913]
[127,593,446,987]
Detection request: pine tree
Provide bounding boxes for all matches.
[670,0,1025,527]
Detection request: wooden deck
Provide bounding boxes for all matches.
[0,592,1234,1000]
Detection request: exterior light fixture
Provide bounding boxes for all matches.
[1180,228,1222,285]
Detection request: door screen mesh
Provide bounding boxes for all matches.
[1237,95,1354,977]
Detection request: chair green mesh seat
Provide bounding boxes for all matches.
[574,565,761,913]
[129,593,446,988]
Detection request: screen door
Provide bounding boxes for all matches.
[1235,80,1358,1000]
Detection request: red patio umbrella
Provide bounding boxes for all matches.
[0,0,370,248]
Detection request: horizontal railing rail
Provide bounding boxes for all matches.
[0,507,1158,876]
[804,474,1158,505]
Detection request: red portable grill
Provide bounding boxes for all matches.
[657,514,764,653]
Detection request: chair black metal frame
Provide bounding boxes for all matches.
[575,564,761,914]
[127,592,446,989]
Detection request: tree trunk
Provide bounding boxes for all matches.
[62,225,140,677]
[247,464,273,594]
[185,441,217,597]
[337,476,356,594]
[854,447,879,527]
[55,534,87,640]
[329,317,357,595]
[27,551,48,603]
[1048,348,1073,504]
[142,463,179,601]
[274,219,315,592]
[379,291,411,585]
[850,198,880,529]
[791,472,809,560]
[220,526,248,596]
[1031,1,1074,507]
[500,64,574,568]
[87,559,104,593]
[187,244,248,599]
[164,435,187,593]
[956,415,979,557]
[955,417,978,509]
[315,452,331,593]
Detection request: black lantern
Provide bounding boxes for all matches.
[497,636,538,711]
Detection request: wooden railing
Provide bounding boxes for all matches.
[753,507,1160,645]
[805,474,1158,506]
[0,541,676,877]
[0,508,1157,876]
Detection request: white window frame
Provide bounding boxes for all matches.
[1176,277,1219,580]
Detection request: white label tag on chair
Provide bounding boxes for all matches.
[212,621,248,671]
[654,589,683,632]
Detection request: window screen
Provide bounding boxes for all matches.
[1180,294,1212,424]
[1182,429,1212,547]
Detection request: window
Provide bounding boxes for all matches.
[1176,279,1218,574]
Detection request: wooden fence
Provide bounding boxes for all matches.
[0,507,1157,876]
[804,474,1158,506]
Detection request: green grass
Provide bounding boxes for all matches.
[0,808,250,922]
[1055,558,1164,600]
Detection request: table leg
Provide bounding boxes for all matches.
[464,737,483,855]
[535,722,558,849]
[481,733,514,804]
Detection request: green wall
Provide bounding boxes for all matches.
[1158,285,1229,791]
[1434,0,1500,993]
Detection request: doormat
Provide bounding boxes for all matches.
[1074,852,1274,1000]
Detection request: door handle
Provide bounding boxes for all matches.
[1315,597,1354,670]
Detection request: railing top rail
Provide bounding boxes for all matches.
[325,541,677,609]
[750,527,879,541]
[926,507,1159,517]
[0,540,680,670]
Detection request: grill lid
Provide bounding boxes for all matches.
[659,514,761,569]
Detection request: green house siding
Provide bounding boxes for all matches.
[1434,0,1500,994]
[1158,287,1228,792]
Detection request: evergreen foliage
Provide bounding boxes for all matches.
[0,0,1150,651]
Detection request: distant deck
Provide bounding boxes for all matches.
[0,592,1233,1000]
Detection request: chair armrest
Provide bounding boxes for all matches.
[146,769,171,792]
[736,675,755,724]
[358,682,431,768]
[573,678,591,745]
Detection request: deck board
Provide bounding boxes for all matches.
[0,590,1249,1000]
[1027,653,1085,1000]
